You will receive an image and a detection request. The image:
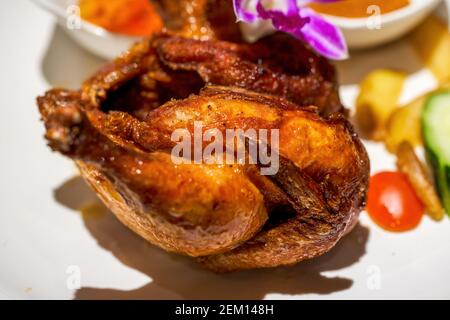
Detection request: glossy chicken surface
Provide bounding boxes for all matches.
[81,33,343,120]
[36,0,368,273]
[155,0,242,41]
[38,34,369,270]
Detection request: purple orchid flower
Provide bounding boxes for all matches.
[233,0,348,60]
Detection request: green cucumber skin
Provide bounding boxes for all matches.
[425,147,450,215]
[444,165,450,214]
[422,91,450,216]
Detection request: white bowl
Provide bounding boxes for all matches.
[33,0,444,58]
[326,0,443,49]
[32,0,140,60]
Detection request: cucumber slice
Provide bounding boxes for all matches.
[422,91,450,215]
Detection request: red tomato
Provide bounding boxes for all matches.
[367,172,424,232]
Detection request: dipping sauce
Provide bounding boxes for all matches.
[79,0,163,36]
[310,0,410,18]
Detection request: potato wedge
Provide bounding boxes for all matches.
[385,95,424,153]
[356,70,405,141]
[385,82,450,153]
[410,15,450,83]
[396,141,445,221]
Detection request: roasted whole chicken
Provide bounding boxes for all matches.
[37,1,369,272]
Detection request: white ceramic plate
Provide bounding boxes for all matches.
[1,0,450,300]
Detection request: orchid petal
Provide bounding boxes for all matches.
[233,0,259,22]
[256,1,308,33]
[295,7,348,60]
[233,0,348,60]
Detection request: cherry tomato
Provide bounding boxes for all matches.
[367,171,424,232]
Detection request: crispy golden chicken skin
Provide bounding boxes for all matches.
[38,78,369,272]
[155,0,243,41]
[37,15,368,271]
[81,33,343,119]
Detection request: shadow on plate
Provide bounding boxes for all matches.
[41,25,105,89]
[54,176,369,300]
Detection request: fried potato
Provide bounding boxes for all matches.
[385,95,424,153]
[410,15,450,83]
[356,69,406,141]
[385,82,450,153]
[396,141,445,221]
